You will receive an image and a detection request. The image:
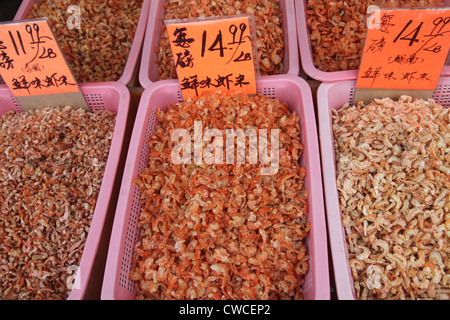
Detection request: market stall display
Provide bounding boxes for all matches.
[0,0,448,302]
[130,91,310,299]
[15,0,150,84]
[0,82,130,300]
[139,0,299,88]
[296,0,450,81]
[101,75,329,300]
[318,79,450,300]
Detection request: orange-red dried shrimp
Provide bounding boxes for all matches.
[0,106,115,299]
[306,0,444,72]
[333,96,449,300]
[156,0,285,79]
[130,92,310,299]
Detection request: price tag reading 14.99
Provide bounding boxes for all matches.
[166,16,257,100]
[357,9,450,91]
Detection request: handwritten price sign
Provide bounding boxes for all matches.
[0,18,87,111]
[357,9,450,91]
[166,16,257,100]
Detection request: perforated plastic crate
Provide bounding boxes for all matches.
[139,0,300,88]
[317,77,450,299]
[0,82,130,300]
[296,0,450,82]
[14,0,150,86]
[101,74,330,300]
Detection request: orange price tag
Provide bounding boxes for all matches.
[357,9,450,91]
[166,16,258,100]
[0,18,81,97]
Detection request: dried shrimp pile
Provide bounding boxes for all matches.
[27,0,143,82]
[156,0,285,79]
[306,0,443,72]
[333,96,450,300]
[130,92,310,299]
[0,106,115,299]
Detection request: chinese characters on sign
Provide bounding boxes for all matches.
[357,9,450,91]
[10,73,75,94]
[166,16,257,99]
[0,19,81,97]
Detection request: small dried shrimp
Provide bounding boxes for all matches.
[130,92,310,300]
[333,96,449,300]
[0,106,115,299]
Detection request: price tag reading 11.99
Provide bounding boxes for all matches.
[357,9,450,91]
[166,16,257,100]
[0,18,88,111]
[0,19,81,97]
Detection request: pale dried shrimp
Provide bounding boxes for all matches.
[0,106,115,299]
[333,96,449,300]
[130,92,310,299]
[156,0,285,79]
[306,0,444,72]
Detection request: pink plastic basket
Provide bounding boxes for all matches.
[296,0,450,82]
[317,77,450,300]
[101,74,330,300]
[139,0,300,88]
[0,82,130,300]
[14,0,150,86]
